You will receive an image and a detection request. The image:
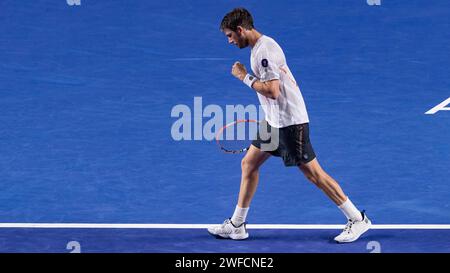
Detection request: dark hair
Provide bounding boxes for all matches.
[220,8,254,32]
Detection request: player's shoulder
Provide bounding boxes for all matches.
[261,35,278,45]
[254,35,283,55]
[257,35,278,48]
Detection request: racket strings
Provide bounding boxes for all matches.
[215,120,259,154]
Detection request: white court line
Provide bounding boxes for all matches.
[0,223,449,229]
[169,57,232,61]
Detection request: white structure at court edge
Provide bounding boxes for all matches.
[425,97,450,114]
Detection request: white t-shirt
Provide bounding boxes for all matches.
[250,35,309,128]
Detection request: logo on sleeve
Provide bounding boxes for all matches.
[261,59,268,67]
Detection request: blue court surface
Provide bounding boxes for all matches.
[0,0,449,253]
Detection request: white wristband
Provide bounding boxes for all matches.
[243,74,257,88]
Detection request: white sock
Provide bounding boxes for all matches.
[231,206,249,226]
[338,198,363,221]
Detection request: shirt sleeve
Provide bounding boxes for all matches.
[256,45,280,82]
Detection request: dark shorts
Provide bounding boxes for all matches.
[251,121,316,167]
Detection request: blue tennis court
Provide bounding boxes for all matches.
[0,0,449,253]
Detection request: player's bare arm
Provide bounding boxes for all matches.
[231,61,280,99]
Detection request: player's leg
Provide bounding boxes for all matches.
[237,144,271,208]
[208,145,271,240]
[298,158,347,205]
[298,158,371,243]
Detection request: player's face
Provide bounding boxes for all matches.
[223,28,248,49]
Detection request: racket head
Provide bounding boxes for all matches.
[215,119,260,154]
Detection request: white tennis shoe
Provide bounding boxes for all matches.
[334,211,372,243]
[207,218,249,240]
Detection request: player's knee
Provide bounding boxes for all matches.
[241,157,257,174]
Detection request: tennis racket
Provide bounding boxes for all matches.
[215,119,260,154]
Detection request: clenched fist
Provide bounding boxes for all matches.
[231,61,247,81]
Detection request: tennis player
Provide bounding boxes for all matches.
[208,8,371,243]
